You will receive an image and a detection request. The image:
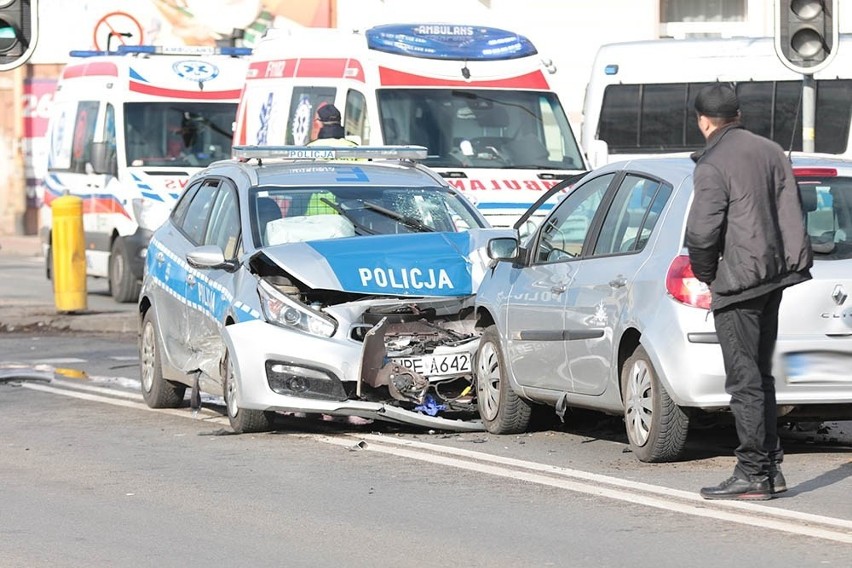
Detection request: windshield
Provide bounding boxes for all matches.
[124,102,236,167]
[799,174,852,260]
[250,185,486,247]
[377,89,584,170]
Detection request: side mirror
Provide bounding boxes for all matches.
[487,237,520,262]
[90,141,117,176]
[186,245,238,271]
[586,139,609,170]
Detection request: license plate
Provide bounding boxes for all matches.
[391,353,472,377]
[784,351,852,384]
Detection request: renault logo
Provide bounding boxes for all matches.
[832,284,847,306]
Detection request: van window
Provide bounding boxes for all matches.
[344,89,369,144]
[377,89,584,170]
[598,80,852,155]
[124,102,236,168]
[285,87,336,145]
[103,103,117,174]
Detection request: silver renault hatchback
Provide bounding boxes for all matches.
[474,155,852,462]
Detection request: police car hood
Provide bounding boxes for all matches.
[258,228,512,297]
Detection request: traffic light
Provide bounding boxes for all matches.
[0,0,38,72]
[774,0,839,74]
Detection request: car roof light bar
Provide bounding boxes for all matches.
[232,145,428,162]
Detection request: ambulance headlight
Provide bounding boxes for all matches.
[132,198,170,231]
[257,280,337,338]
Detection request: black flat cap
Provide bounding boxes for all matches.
[316,103,341,123]
[694,84,740,118]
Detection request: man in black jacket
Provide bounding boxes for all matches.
[686,83,813,500]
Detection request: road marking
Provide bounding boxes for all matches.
[344,433,852,532]
[19,380,852,545]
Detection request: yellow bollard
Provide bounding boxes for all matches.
[51,194,88,312]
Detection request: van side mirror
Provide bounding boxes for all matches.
[90,141,117,176]
[586,139,609,169]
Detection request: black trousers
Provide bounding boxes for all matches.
[713,288,784,480]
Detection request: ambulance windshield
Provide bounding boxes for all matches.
[376,89,584,170]
[124,102,236,167]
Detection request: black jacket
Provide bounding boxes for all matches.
[686,124,813,310]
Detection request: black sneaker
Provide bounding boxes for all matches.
[770,468,787,494]
[700,475,772,500]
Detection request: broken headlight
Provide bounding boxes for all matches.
[257,279,337,338]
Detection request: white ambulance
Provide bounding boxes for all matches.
[233,23,588,228]
[40,45,250,303]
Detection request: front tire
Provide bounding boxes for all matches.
[140,309,186,408]
[109,237,141,303]
[223,351,273,434]
[621,345,688,462]
[475,325,532,434]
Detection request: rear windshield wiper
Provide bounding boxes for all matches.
[362,200,434,232]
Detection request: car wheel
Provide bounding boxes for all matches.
[475,325,532,434]
[109,238,141,303]
[621,345,688,462]
[140,309,186,408]
[223,351,273,434]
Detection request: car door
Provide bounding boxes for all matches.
[155,178,219,372]
[146,180,201,371]
[564,173,673,395]
[504,173,616,392]
[186,177,243,382]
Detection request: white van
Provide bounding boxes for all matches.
[40,45,249,302]
[233,23,588,227]
[582,35,852,168]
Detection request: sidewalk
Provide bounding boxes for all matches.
[0,234,43,258]
[0,234,137,337]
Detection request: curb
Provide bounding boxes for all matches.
[0,303,137,337]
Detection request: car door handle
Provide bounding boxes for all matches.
[609,276,627,288]
[187,274,196,287]
[551,284,566,294]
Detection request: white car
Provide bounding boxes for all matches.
[138,146,507,433]
[474,155,852,462]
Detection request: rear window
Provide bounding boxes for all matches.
[798,174,852,260]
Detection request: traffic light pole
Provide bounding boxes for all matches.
[802,74,816,153]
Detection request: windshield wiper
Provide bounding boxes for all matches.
[319,198,377,235]
[362,200,434,232]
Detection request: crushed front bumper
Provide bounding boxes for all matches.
[223,319,484,432]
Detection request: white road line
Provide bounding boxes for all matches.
[22,383,228,423]
[20,381,852,545]
[349,433,852,532]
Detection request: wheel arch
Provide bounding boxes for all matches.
[474,305,496,331]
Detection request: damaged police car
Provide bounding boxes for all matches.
[138,146,504,433]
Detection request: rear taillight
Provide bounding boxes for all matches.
[666,255,711,310]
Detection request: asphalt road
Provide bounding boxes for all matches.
[1,246,851,565]
[2,371,852,567]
